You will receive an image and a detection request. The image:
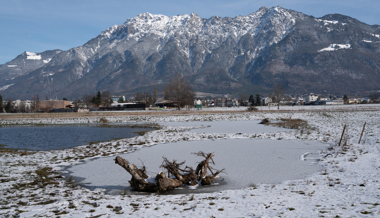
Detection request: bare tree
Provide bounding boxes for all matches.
[153,84,158,104]
[0,95,3,112]
[30,95,40,112]
[134,93,144,103]
[143,92,153,105]
[72,99,83,108]
[101,91,112,107]
[45,100,54,112]
[164,74,194,110]
[17,101,26,113]
[82,94,94,108]
[239,94,247,106]
[273,82,285,109]
[369,92,380,103]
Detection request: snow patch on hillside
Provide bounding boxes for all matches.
[26,51,41,60]
[315,19,346,26]
[318,44,351,52]
[0,84,14,91]
[7,65,17,67]
[43,58,52,64]
[314,19,347,32]
[315,19,339,25]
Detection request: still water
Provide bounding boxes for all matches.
[0,124,152,151]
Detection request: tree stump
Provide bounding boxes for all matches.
[114,151,224,192]
[260,118,269,124]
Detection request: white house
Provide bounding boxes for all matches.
[262,97,272,106]
[112,95,126,102]
[305,93,319,105]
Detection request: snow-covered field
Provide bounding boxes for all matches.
[1,109,380,217]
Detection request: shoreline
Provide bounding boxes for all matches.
[1,104,379,120]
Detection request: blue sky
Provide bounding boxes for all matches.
[1,0,379,64]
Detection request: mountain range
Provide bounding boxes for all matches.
[1,6,380,100]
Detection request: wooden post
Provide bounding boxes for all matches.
[358,122,366,144]
[338,125,346,146]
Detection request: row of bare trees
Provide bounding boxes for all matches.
[133,92,154,104]
[132,85,159,105]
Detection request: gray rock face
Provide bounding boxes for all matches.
[1,6,379,99]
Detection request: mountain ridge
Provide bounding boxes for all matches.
[1,6,379,99]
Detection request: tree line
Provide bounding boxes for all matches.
[248,94,262,106]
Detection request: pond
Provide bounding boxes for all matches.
[0,124,153,151]
[66,138,328,195]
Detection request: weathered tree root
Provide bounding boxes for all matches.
[114,151,224,192]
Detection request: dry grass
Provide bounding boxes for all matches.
[0,148,36,156]
[99,117,109,123]
[269,118,313,130]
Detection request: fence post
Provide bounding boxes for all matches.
[338,125,347,146]
[358,122,366,144]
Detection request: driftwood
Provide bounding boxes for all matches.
[114,151,224,192]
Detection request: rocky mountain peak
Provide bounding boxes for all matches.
[1,7,379,99]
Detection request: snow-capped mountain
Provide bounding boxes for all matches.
[0,50,61,81]
[1,6,379,99]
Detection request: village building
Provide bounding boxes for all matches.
[325,98,344,105]
[305,93,319,105]
[37,100,72,110]
[349,99,360,104]
[294,97,304,105]
[213,98,238,107]
[112,95,126,102]
[154,98,178,109]
[261,97,272,106]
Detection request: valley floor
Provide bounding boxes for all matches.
[1,107,380,217]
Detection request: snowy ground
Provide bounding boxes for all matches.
[67,123,327,194]
[1,109,380,217]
